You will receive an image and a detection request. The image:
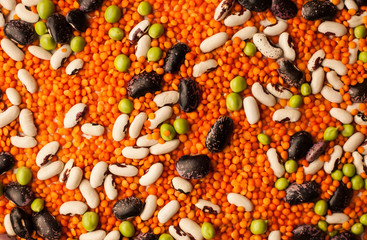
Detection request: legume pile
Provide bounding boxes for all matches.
[1,0,367,239]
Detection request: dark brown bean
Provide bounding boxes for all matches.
[179,78,201,113]
[330,232,358,240]
[292,225,324,240]
[205,116,233,153]
[237,0,271,12]
[288,131,313,160]
[305,141,328,163]
[46,13,73,44]
[284,181,320,205]
[163,43,190,73]
[302,0,338,21]
[4,182,34,207]
[134,231,159,240]
[4,20,36,46]
[32,210,62,240]
[277,58,305,88]
[78,0,104,12]
[66,9,89,32]
[10,207,34,239]
[329,182,353,213]
[348,80,367,103]
[113,197,144,220]
[176,155,211,179]
[127,71,163,98]
[271,0,298,20]
[0,152,15,175]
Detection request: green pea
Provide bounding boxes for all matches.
[331,170,343,181]
[119,221,135,237]
[173,118,190,135]
[351,223,364,235]
[323,127,338,141]
[250,219,267,235]
[289,95,302,108]
[118,98,133,114]
[105,5,122,23]
[70,36,86,53]
[159,234,173,240]
[35,21,48,35]
[230,76,247,93]
[341,124,354,137]
[243,42,257,57]
[82,212,99,232]
[226,93,242,111]
[365,178,367,189]
[31,198,44,212]
[300,83,311,96]
[285,160,298,173]
[342,163,356,178]
[359,52,367,63]
[114,54,131,72]
[317,220,328,232]
[201,222,215,240]
[354,25,367,39]
[275,178,289,190]
[16,167,32,185]
[160,123,176,141]
[138,1,152,16]
[314,200,328,216]
[147,47,163,62]
[148,23,164,38]
[37,0,55,20]
[40,34,56,51]
[329,230,338,237]
[351,175,364,190]
[0,182,3,196]
[257,133,270,145]
[360,213,367,226]
[108,27,125,41]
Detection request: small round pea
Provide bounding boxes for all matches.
[300,83,311,96]
[226,93,243,111]
[317,220,328,232]
[230,76,247,93]
[257,133,270,145]
[173,118,190,134]
[250,219,267,235]
[201,222,215,240]
[285,160,298,173]
[70,36,86,53]
[351,175,364,190]
[31,198,44,212]
[351,223,364,235]
[359,51,367,63]
[328,230,338,237]
[331,170,343,181]
[82,212,99,232]
[288,95,302,108]
[108,27,125,41]
[118,98,133,114]
[243,42,257,57]
[40,34,56,51]
[37,0,55,20]
[314,200,328,216]
[354,25,367,39]
[341,124,354,137]
[35,21,48,35]
[360,213,367,226]
[105,5,122,23]
[342,163,356,178]
[16,167,32,185]
[137,1,152,16]
[119,221,135,238]
[275,178,289,191]
[323,127,338,141]
[160,123,176,141]
[114,54,131,72]
[147,47,163,62]
[159,234,173,240]
[148,23,164,38]
[365,179,367,189]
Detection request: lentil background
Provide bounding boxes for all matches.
[1,0,367,240]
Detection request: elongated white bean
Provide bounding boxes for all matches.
[224,10,251,27]
[172,177,193,194]
[59,159,74,183]
[266,83,292,99]
[318,21,347,37]
[122,146,149,159]
[308,50,325,71]
[179,219,203,240]
[310,67,325,94]
[346,103,361,113]
[349,39,359,65]
[304,158,324,175]
[322,59,347,76]
[18,69,38,94]
[80,230,106,240]
[6,88,21,106]
[140,195,157,221]
[148,106,173,129]
[214,0,234,21]
[22,0,41,6]
[15,3,39,23]
[1,38,24,62]
[11,136,37,148]
[4,214,16,236]
[104,231,120,240]
[321,86,343,103]
[326,71,344,90]
[353,151,365,175]
[243,96,260,125]
[149,139,180,155]
[139,163,163,186]
[345,0,358,10]
[195,199,221,214]
[360,140,367,155]
[326,213,350,224]
[330,108,353,124]
[268,231,281,240]
[251,82,276,107]
[324,145,343,174]
[109,164,138,177]
[135,35,151,59]
[50,45,72,70]
[81,123,104,136]
[64,103,87,128]
[347,12,367,28]
[19,109,37,137]
[0,106,20,128]
[28,46,52,60]
[232,26,257,40]
[129,112,147,138]
[66,59,84,75]
[169,225,190,240]
[273,108,301,122]
[65,167,83,190]
[36,141,60,167]
[0,13,4,28]
[104,174,117,200]
[79,179,100,208]
[355,112,367,126]
[253,33,283,59]
[37,161,64,180]
[266,148,285,178]
[90,161,108,188]
[263,21,288,36]
[153,91,179,108]
[278,32,296,61]
[344,132,365,152]
[112,114,129,141]
[136,135,159,147]
[128,20,150,43]
[227,193,254,211]
[0,0,16,10]
[192,59,218,78]
[158,200,180,224]
[200,32,228,53]
[60,201,88,216]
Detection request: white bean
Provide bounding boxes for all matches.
[347,12,367,28]
[266,148,285,178]
[172,177,193,194]
[179,218,203,240]
[304,158,324,175]
[355,112,367,126]
[139,162,163,186]
[331,0,344,10]
[90,161,108,188]
[122,146,149,159]
[214,0,235,21]
[326,213,350,224]
[266,83,292,99]
[243,96,260,125]
[263,21,288,36]
[0,0,16,10]
[36,141,60,167]
[11,136,37,148]
[344,132,365,152]
[322,59,347,76]
[22,0,41,6]
[4,214,16,236]
[1,38,24,62]
[195,199,221,214]
[169,225,190,240]
[15,3,39,23]
[251,82,276,107]
[37,161,64,180]
[59,201,88,216]
[0,106,20,128]
[28,46,52,60]
[192,59,218,78]
[318,21,347,37]
[128,20,150,43]
[253,33,283,59]
[65,167,83,190]
[158,200,180,224]
[50,45,72,70]
[349,39,359,65]
[0,13,4,28]
[232,26,258,40]
[227,193,254,211]
[149,139,180,155]
[64,103,87,128]
[135,35,151,59]
[200,32,228,53]
[18,69,38,94]
[79,179,100,208]
[224,10,251,27]
[272,108,301,123]
[109,163,138,177]
[326,71,344,90]
[268,230,281,240]
[148,106,173,129]
[136,135,159,147]
[112,114,129,142]
[104,231,120,240]
[346,103,361,113]
[80,230,106,240]
[308,49,325,71]
[278,32,296,61]
[330,108,353,124]
[360,140,367,155]
[310,67,325,94]
[66,59,84,75]
[353,151,365,175]
[59,159,74,183]
[81,123,105,136]
[324,145,343,174]
[129,112,147,138]
[153,91,179,108]
[6,88,21,106]
[104,174,117,200]
[321,86,343,103]
[140,195,157,221]
[345,0,358,10]
[19,109,37,137]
